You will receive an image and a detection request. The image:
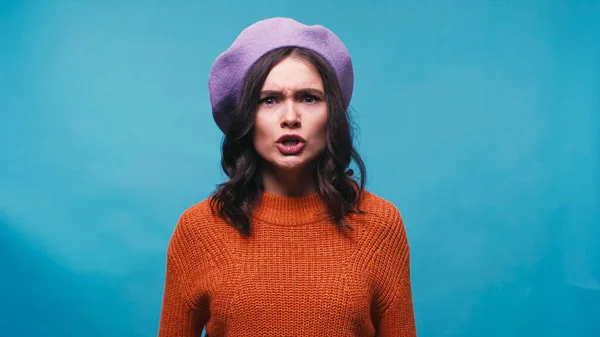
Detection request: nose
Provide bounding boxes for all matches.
[280,101,301,129]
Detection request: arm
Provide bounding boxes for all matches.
[374,253,416,336]
[157,253,209,337]
[158,211,211,337]
[373,209,417,337]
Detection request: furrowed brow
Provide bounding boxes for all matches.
[260,90,283,97]
[295,88,325,97]
[260,88,324,98]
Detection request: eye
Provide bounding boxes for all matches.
[260,97,276,105]
[302,95,321,103]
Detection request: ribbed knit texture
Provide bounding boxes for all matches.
[157,190,416,337]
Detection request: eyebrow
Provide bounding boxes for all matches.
[260,88,325,98]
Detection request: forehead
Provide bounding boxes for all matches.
[262,57,323,90]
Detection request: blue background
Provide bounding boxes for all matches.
[1,1,598,336]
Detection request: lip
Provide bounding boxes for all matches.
[276,134,306,143]
[276,134,306,155]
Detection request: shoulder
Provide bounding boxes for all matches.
[172,197,216,235]
[177,197,217,228]
[353,190,408,243]
[167,197,226,262]
[358,190,411,266]
[357,190,404,225]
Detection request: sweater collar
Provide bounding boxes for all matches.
[251,191,329,226]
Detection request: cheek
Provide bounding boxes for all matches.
[253,113,272,152]
[313,113,328,150]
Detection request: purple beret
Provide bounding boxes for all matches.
[208,17,354,134]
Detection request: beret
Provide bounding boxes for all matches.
[208,17,354,134]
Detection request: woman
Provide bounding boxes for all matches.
[158,17,416,337]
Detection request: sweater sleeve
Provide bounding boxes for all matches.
[157,253,209,337]
[157,212,211,337]
[373,208,417,337]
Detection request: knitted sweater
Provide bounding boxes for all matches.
[157,190,416,337]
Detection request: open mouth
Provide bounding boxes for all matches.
[281,139,300,146]
[276,134,306,155]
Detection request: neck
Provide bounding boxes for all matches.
[261,165,316,197]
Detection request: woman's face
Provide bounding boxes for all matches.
[253,56,328,173]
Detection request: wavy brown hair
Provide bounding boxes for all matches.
[210,47,366,236]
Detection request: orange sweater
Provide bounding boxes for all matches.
[157,190,416,337]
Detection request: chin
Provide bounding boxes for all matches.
[272,156,309,171]
[274,161,306,171]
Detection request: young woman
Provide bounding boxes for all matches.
[158,17,416,337]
